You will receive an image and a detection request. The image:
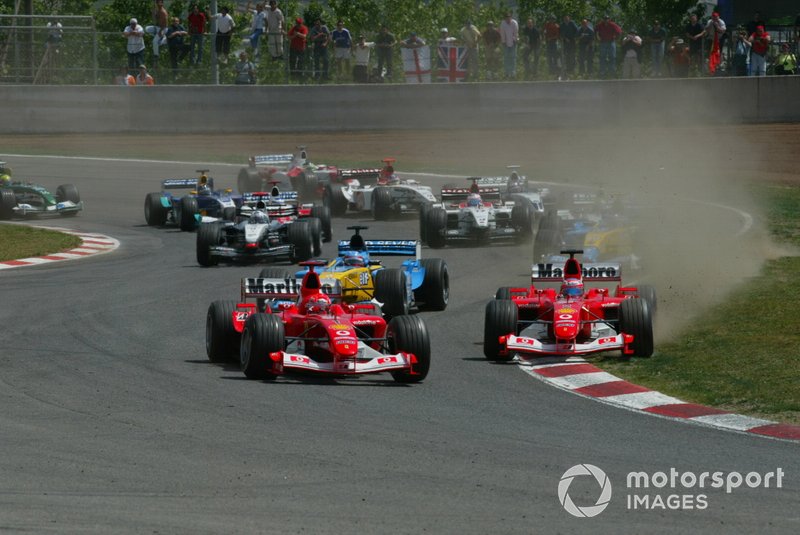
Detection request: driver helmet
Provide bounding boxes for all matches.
[250,210,269,224]
[305,294,331,314]
[561,279,584,298]
[467,193,482,207]
[0,174,10,186]
[387,173,400,185]
[343,255,365,267]
[197,184,211,195]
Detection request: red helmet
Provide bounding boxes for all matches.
[304,294,331,314]
[560,279,584,298]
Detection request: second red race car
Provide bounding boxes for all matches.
[205,261,431,383]
[483,250,656,361]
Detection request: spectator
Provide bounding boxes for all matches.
[731,28,751,76]
[702,12,726,75]
[543,15,560,76]
[521,18,540,79]
[166,17,190,75]
[246,2,267,61]
[621,29,642,78]
[375,24,397,79]
[265,0,285,60]
[482,21,501,80]
[400,32,426,48]
[331,20,353,78]
[352,34,375,83]
[438,27,457,46]
[460,20,481,81]
[648,20,666,76]
[309,19,330,81]
[499,13,518,79]
[150,0,169,64]
[211,7,235,64]
[774,43,797,74]
[577,18,594,77]
[667,38,689,77]
[45,20,63,53]
[234,51,256,84]
[136,64,155,85]
[123,18,146,70]
[748,25,770,76]
[685,14,704,75]
[287,17,308,81]
[114,66,136,85]
[187,5,206,65]
[560,15,578,76]
[596,14,621,79]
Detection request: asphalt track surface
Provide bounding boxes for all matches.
[1,156,798,534]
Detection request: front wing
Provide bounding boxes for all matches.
[278,342,414,375]
[503,333,633,357]
[209,244,293,261]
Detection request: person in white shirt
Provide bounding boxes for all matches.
[123,18,146,70]
[352,34,375,82]
[246,2,267,60]
[499,12,519,78]
[210,6,235,63]
[266,0,285,60]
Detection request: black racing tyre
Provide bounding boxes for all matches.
[222,206,236,221]
[374,268,409,318]
[237,167,261,193]
[144,192,168,226]
[0,188,16,220]
[324,183,348,216]
[539,209,560,233]
[418,258,449,311]
[425,207,448,249]
[310,204,332,242]
[287,220,314,263]
[619,298,654,358]
[637,285,658,317]
[271,171,292,191]
[290,171,317,200]
[533,228,561,258]
[240,313,284,380]
[371,186,393,221]
[387,315,431,383]
[56,184,80,204]
[418,203,431,244]
[179,196,199,232]
[196,222,222,266]
[206,300,240,363]
[306,217,323,257]
[495,287,513,300]
[512,203,534,241]
[484,299,518,361]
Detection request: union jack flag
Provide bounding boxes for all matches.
[436,45,467,83]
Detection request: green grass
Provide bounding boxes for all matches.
[600,184,800,424]
[0,225,82,261]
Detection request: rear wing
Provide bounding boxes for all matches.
[242,191,298,203]
[475,176,528,191]
[252,154,295,167]
[337,239,420,258]
[441,185,503,202]
[338,168,382,181]
[242,277,342,300]
[241,192,299,218]
[162,178,214,190]
[531,262,622,282]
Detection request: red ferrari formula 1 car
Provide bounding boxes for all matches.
[205,261,431,383]
[483,250,655,361]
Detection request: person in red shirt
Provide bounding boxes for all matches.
[543,15,560,76]
[748,25,770,76]
[595,14,622,78]
[187,4,207,65]
[287,17,308,81]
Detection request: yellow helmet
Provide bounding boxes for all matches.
[0,174,11,185]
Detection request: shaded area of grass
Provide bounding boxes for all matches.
[0,225,81,261]
[601,184,800,424]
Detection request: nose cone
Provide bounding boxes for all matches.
[554,307,580,339]
[328,324,358,356]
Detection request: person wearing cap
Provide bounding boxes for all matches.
[482,21,501,80]
[621,28,642,78]
[775,43,797,74]
[123,17,146,70]
[667,37,689,77]
[731,27,751,76]
[499,12,519,78]
[438,27,456,47]
[287,17,308,81]
[308,18,330,81]
[136,64,155,85]
[400,32,426,48]
[595,14,621,79]
[685,14,704,75]
[375,24,397,79]
[233,51,256,84]
[352,34,375,83]
[748,24,771,76]
[701,11,726,75]
[166,16,190,75]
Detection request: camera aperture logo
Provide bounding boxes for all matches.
[558,464,612,518]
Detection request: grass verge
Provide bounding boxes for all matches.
[599,183,800,424]
[0,225,82,261]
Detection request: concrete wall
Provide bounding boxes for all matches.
[2,76,799,134]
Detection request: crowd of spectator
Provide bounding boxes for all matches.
[115,3,800,85]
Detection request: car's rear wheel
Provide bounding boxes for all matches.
[240,313,284,380]
[533,228,561,258]
[291,171,317,200]
[206,300,240,362]
[197,222,222,266]
[288,221,314,263]
[512,203,534,242]
[0,188,16,220]
[619,298,654,358]
[237,167,261,193]
[324,184,348,216]
[388,315,431,383]
[306,217,323,257]
[179,196,199,231]
[637,285,657,317]
[418,202,431,244]
[484,299,518,361]
[310,204,332,242]
[144,192,168,226]
[418,258,449,311]
[495,287,513,300]
[222,206,236,221]
[424,207,448,249]
[374,268,409,318]
[371,186,393,220]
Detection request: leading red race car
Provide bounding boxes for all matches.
[205,261,431,383]
[483,250,655,360]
